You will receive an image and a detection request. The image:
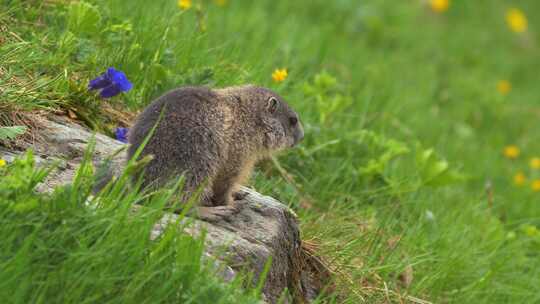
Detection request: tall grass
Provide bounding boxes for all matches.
[0,149,261,303]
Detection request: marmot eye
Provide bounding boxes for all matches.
[289,116,298,126]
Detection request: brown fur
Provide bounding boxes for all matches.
[127,85,304,207]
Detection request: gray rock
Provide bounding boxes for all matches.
[0,115,322,303]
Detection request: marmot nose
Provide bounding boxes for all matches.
[294,124,304,144]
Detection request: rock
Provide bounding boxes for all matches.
[0,115,324,303]
[151,186,306,303]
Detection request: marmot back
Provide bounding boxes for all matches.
[127,85,304,207]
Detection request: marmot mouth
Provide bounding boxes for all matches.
[293,128,304,146]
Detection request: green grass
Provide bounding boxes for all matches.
[2,0,540,303]
[0,149,261,303]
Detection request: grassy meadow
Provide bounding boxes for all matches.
[2,0,540,302]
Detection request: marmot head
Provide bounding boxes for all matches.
[249,87,304,151]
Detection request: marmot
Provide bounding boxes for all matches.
[127,85,304,207]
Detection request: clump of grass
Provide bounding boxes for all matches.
[0,149,261,303]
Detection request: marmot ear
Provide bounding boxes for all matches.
[266,97,279,114]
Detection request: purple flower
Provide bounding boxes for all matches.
[89,67,133,98]
[115,127,129,143]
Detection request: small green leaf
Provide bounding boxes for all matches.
[357,130,409,178]
[0,126,27,141]
[416,144,465,187]
[67,1,102,35]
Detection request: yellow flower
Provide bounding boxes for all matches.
[430,0,449,13]
[532,180,540,192]
[272,68,288,83]
[497,80,511,95]
[503,145,520,159]
[530,158,540,169]
[0,159,6,167]
[214,0,227,6]
[506,8,527,33]
[523,224,539,237]
[178,0,192,10]
[514,172,526,186]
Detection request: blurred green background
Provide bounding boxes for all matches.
[2,0,540,302]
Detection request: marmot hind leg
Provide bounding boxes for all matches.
[210,170,239,206]
[211,158,255,205]
[181,172,217,207]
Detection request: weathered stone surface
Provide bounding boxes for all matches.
[0,115,321,303]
